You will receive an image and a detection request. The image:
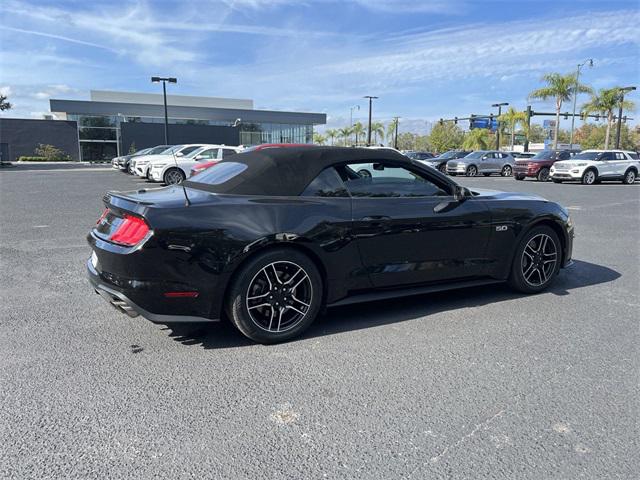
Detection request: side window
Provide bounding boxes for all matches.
[181,146,200,156]
[559,152,571,160]
[340,162,449,198]
[301,167,349,197]
[615,153,626,160]
[628,152,639,160]
[221,148,237,159]
[598,152,614,161]
[198,149,217,159]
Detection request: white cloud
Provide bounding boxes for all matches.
[0,86,12,96]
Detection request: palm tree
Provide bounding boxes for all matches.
[498,107,529,150]
[326,129,338,146]
[462,128,491,150]
[387,118,399,147]
[528,72,592,149]
[0,94,11,111]
[338,127,353,146]
[352,122,365,146]
[370,121,385,145]
[582,88,635,149]
[313,132,326,145]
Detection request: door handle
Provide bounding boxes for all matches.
[361,215,391,222]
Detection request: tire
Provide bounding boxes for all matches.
[438,164,447,174]
[552,179,563,184]
[581,169,597,185]
[163,168,186,185]
[623,169,637,185]
[515,175,525,181]
[225,248,323,344]
[537,167,550,182]
[501,165,513,177]
[507,225,561,294]
[466,165,478,177]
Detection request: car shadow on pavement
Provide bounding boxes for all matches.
[161,259,620,349]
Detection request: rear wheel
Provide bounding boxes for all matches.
[501,165,513,177]
[623,169,637,185]
[466,165,478,177]
[515,175,525,181]
[508,226,561,294]
[225,249,323,343]
[537,167,550,182]
[164,168,186,185]
[582,169,597,185]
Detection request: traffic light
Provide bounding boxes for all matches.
[454,116,458,124]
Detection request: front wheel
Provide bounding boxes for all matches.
[623,169,637,185]
[225,249,323,343]
[508,226,561,294]
[466,165,478,177]
[515,175,525,181]
[164,168,186,185]
[501,165,513,177]
[582,169,597,185]
[537,167,550,182]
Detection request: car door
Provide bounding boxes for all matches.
[342,160,492,287]
[596,152,616,177]
[482,152,498,173]
[612,152,629,176]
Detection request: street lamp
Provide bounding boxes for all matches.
[151,76,177,144]
[569,59,593,148]
[615,86,636,149]
[491,102,509,150]
[364,96,378,146]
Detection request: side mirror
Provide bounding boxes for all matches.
[195,154,204,160]
[175,152,184,157]
[453,185,470,202]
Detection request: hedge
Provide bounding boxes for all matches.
[18,156,70,162]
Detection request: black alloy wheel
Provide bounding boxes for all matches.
[508,226,560,293]
[537,167,550,182]
[226,249,323,343]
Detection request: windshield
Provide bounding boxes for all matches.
[465,151,485,159]
[164,145,184,155]
[151,146,172,155]
[184,147,209,159]
[532,151,554,160]
[571,152,600,160]
[132,148,151,156]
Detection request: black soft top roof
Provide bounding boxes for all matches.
[184,146,413,196]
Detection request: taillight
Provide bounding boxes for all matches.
[110,214,150,246]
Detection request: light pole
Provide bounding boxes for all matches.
[364,96,378,146]
[569,59,593,148]
[615,86,636,149]
[491,102,509,150]
[393,116,400,149]
[151,76,177,144]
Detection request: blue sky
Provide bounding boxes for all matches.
[1,0,639,134]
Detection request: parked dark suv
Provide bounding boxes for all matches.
[514,150,574,182]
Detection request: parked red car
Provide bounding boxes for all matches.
[190,143,313,177]
[514,150,575,182]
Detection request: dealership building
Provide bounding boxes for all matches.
[0,90,326,162]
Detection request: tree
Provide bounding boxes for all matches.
[582,87,635,149]
[370,121,385,145]
[427,122,463,153]
[574,123,637,150]
[352,122,366,146]
[313,132,327,145]
[34,144,71,161]
[338,127,352,146]
[527,124,546,143]
[528,72,592,149]
[0,94,11,111]
[462,128,491,150]
[326,129,338,146]
[498,107,528,150]
[128,142,137,154]
[387,118,399,148]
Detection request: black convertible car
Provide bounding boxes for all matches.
[87,147,574,343]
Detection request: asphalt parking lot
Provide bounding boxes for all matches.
[1,167,638,479]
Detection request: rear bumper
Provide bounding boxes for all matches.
[87,258,218,323]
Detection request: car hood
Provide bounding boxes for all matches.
[468,188,547,202]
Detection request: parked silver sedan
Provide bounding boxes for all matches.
[446,150,515,177]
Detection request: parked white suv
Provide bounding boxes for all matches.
[149,145,243,184]
[132,144,207,178]
[550,150,639,185]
